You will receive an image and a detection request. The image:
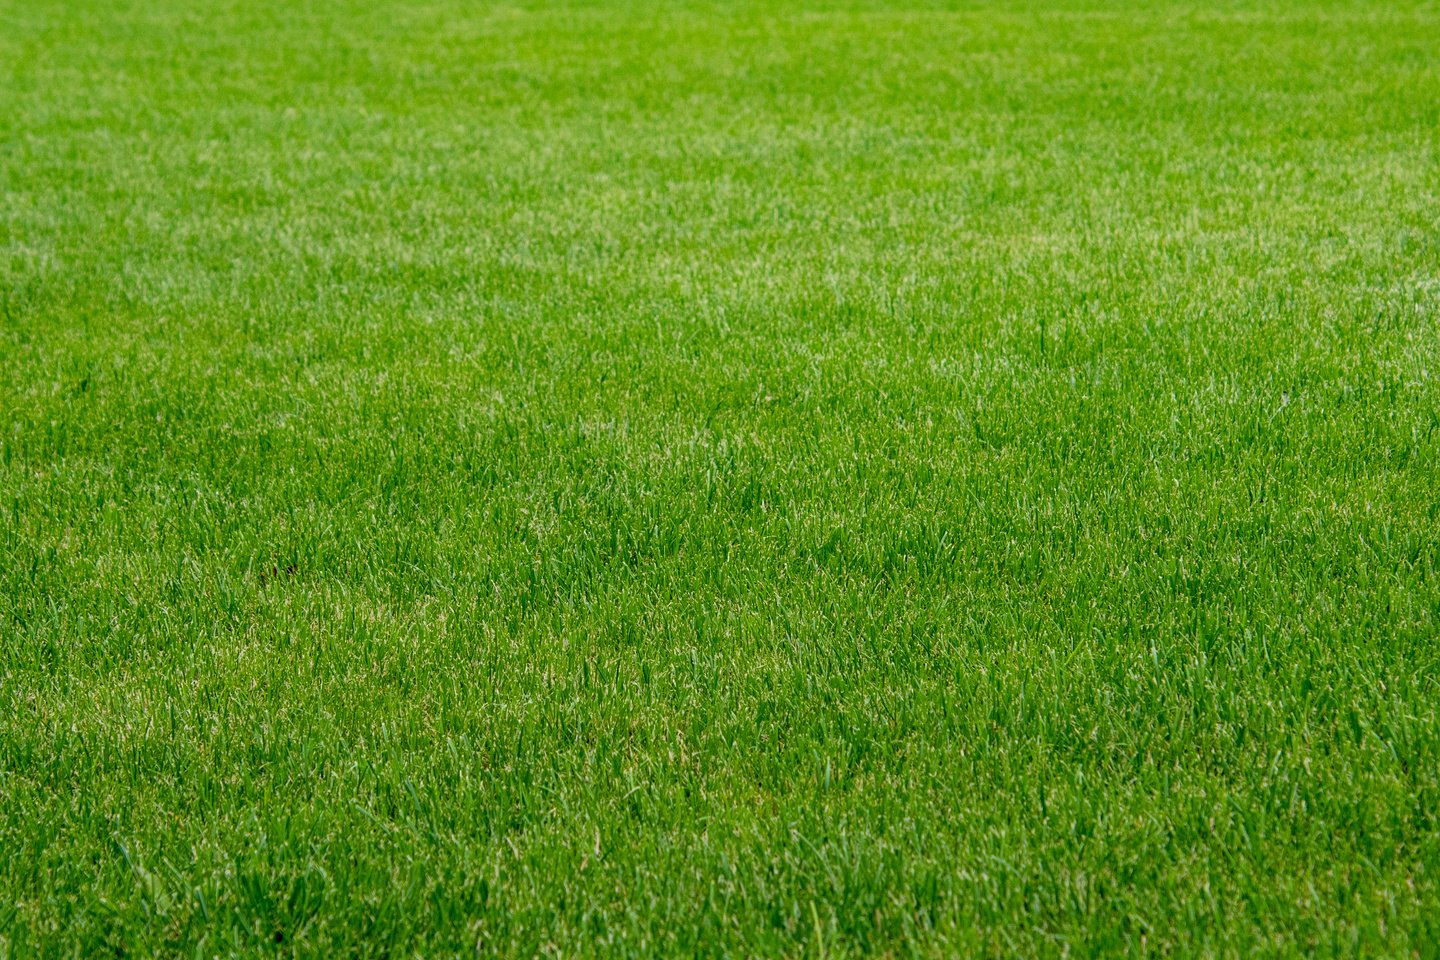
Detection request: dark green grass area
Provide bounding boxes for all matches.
[3,0,1440,955]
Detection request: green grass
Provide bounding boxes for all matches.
[3,0,1440,955]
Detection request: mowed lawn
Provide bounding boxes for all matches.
[3,0,1439,955]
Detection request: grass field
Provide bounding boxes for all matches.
[3,0,1440,955]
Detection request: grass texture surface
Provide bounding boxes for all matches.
[3,0,1440,955]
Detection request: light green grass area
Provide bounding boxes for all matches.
[3,0,1440,955]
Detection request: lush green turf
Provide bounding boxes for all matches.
[3,0,1440,955]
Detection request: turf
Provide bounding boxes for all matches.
[3,0,1440,955]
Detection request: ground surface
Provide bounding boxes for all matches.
[2,0,1439,956]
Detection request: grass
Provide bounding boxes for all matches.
[2,0,1440,955]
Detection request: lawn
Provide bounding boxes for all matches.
[2,0,1439,955]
